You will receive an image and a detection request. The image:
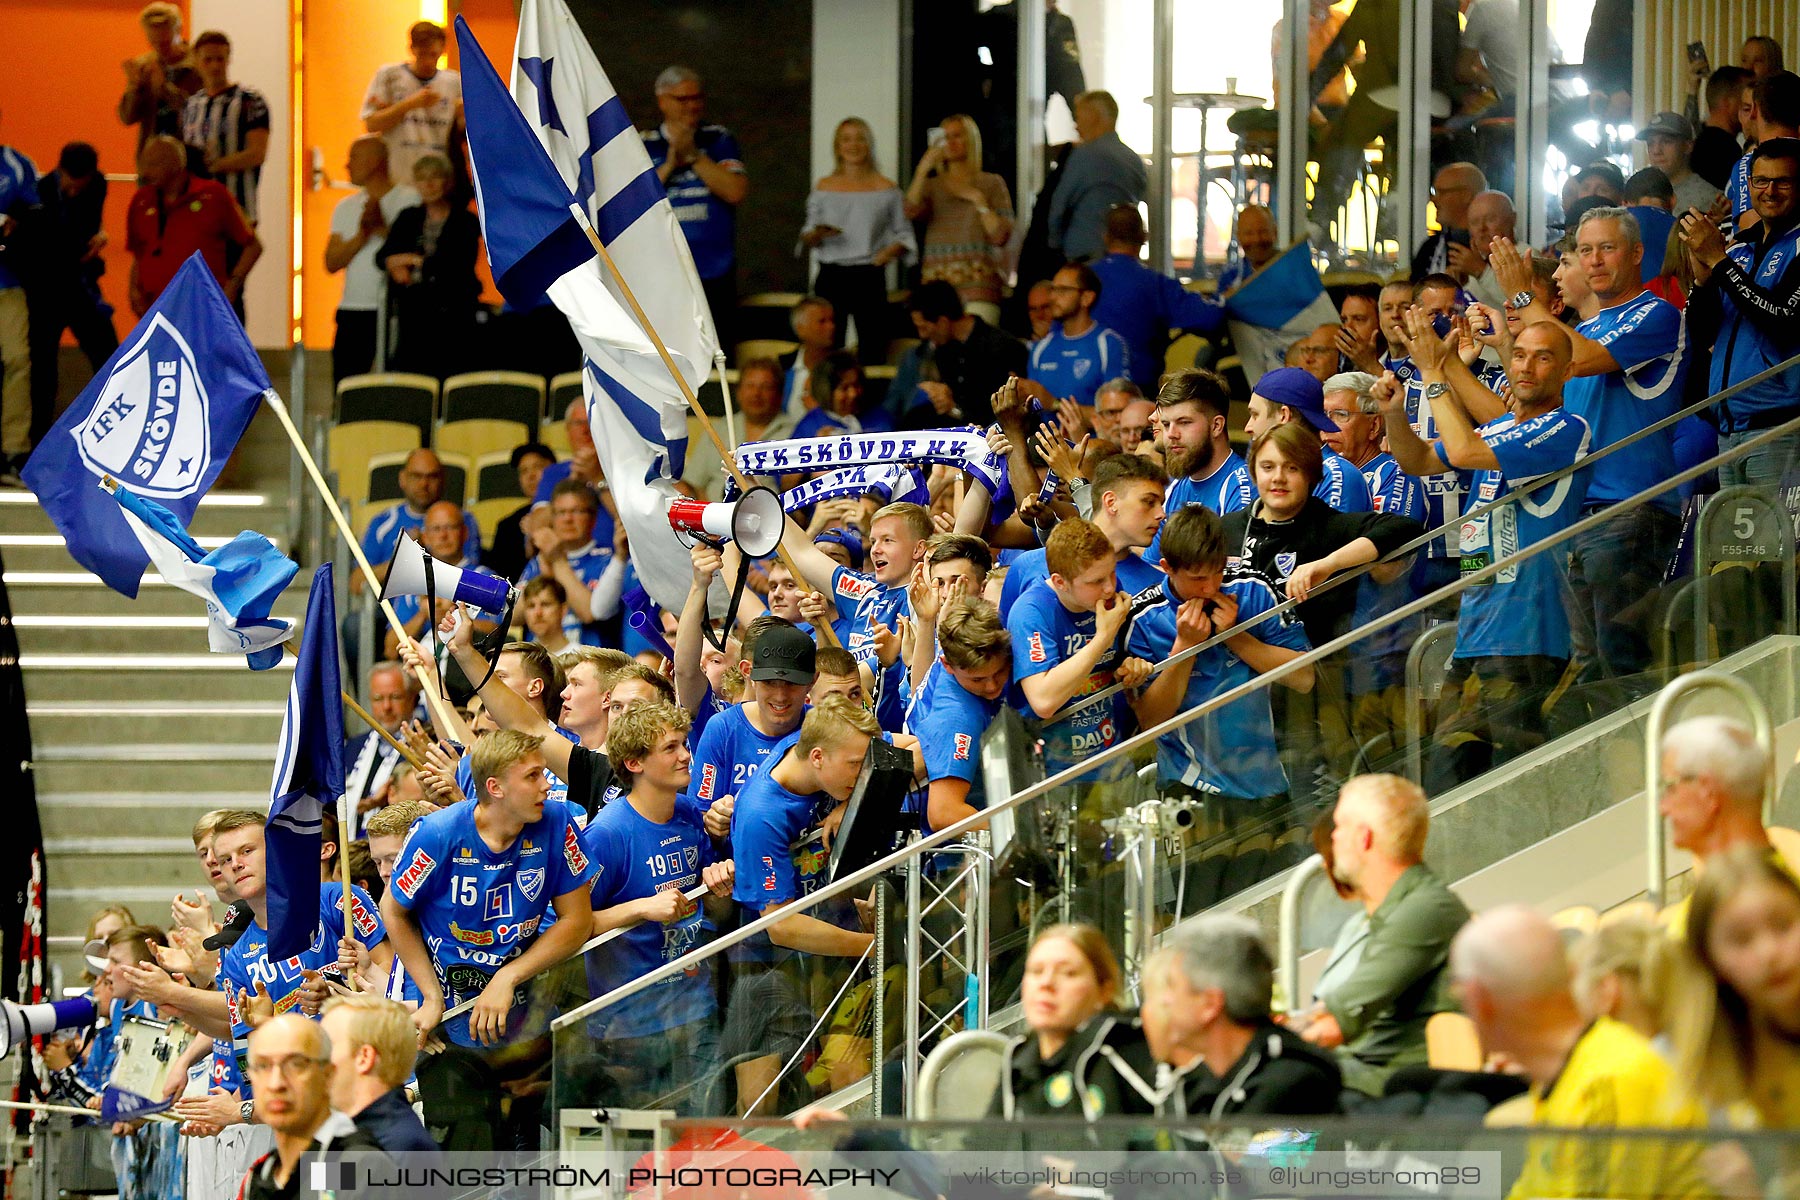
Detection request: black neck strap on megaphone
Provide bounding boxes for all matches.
[419,553,505,699]
[701,548,752,654]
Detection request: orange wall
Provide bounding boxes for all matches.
[1,0,188,344]
[298,0,519,348]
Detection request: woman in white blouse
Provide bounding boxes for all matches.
[800,117,915,364]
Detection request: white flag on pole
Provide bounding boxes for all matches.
[510,0,724,612]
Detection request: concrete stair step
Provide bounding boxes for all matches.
[35,742,278,792]
[39,791,267,843]
[5,575,310,618]
[28,700,287,745]
[14,616,305,658]
[45,838,201,895]
[0,535,283,575]
[0,491,284,541]
[23,655,293,701]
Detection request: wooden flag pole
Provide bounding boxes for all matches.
[259,394,465,735]
[575,226,841,648]
[340,691,425,770]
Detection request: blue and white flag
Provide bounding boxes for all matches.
[505,0,720,613]
[265,565,345,961]
[455,17,596,308]
[105,479,296,669]
[1223,241,1340,386]
[22,255,271,597]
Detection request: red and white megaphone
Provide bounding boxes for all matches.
[667,487,784,558]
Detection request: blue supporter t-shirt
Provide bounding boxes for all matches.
[581,793,718,1038]
[1090,252,1226,389]
[999,547,1163,619]
[531,463,617,547]
[904,660,1003,832]
[831,564,911,732]
[1128,572,1310,798]
[1364,452,1427,523]
[454,724,578,811]
[1005,578,1129,772]
[1313,447,1374,511]
[1028,321,1130,408]
[386,798,597,1047]
[1442,407,1591,660]
[360,504,482,571]
[1350,452,1431,685]
[219,884,385,1095]
[1404,378,1470,558]
[1726,150,1751,220]
[687,685,731,752]
[1563,292,1687,512]
[642,124,744,280]
[729,736,840,911]
[520,540,616,646]
[1145,452,1254,565]
[690,701,802,807]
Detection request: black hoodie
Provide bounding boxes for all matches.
[1168,1020,1344,1119]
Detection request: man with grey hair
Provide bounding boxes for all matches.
[1134,915,1341,1117]
[1049,90,1146,262]
[1658,715,1789,933]
[1449,906,1708,1197]
[1091,377,1140,446]
[1489,207,1687,691]
[1456,189,1517,307]
[238,1014,386,1199]
[644,65,747,347]
[1298,774,1469,1095]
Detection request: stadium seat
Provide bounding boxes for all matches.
[327,420,419,507]
[472,450,524,502]
[1164,333,1213,375]
[862,364,896,414]
[735,339,798,365]
[337,373,437,444]
[540,420,572,458]
[694,368,738,419]
[436,418,531,467]
[1598,900,1656,928]
[1425,1012,1483,1070]
[470,497,520,546]
[885,336,919,365]
[436,453,470,507]
[548,370,584,419]
[737,292,806,342]
[441,371,545,431]
[1323,270,1382,289]
[916,1030,1009,1119]
[1550,905,1598,941]
[1767,826,1800,867]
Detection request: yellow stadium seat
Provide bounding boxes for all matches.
[1164,333,1212,374]
[327,420,419,507]
[740,291,805,311]
[1550,905,1598,938]
[470,497,520,545]
[548,370,583,419]
[1599,900,1657,928]
[1426,1012,1483,1070]
[436,418,531,465]
[336,373,437,443]
[441,370,546,428]
[736,339,798,364]
[472,450,524,503]
[1767,826,1800,867]
[539,420,572,458]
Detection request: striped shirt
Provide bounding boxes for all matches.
[182,84,271,223]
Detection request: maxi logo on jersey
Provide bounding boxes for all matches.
[564,824,589,875]
[393,848,435,900]
[348,893,379,941]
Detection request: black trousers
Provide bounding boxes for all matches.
[27,282,118,445]
[812,262,891,365]
[332,309,378,384]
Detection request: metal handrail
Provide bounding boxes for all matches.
[1278,853,1329,1015]
[1642,670,1776,909]
[1061,349,1800,720]
[553,410,1800,1032]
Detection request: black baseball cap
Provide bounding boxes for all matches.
[203,901,254,951]
[750,624,817,684]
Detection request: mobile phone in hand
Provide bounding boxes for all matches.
[1687,41,1708,66]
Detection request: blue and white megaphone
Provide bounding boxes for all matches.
[1,995,97,1056]
[380,533,513,614]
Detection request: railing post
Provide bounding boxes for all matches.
[1279,854,1328,1015]
[1404,622,1458,787]
[873,872,889,1117]
[1644,670,1775,908]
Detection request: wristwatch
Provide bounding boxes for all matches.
[239,1098,256,1123]
[1509,289,1535,310]
[1423,381,1451,402]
